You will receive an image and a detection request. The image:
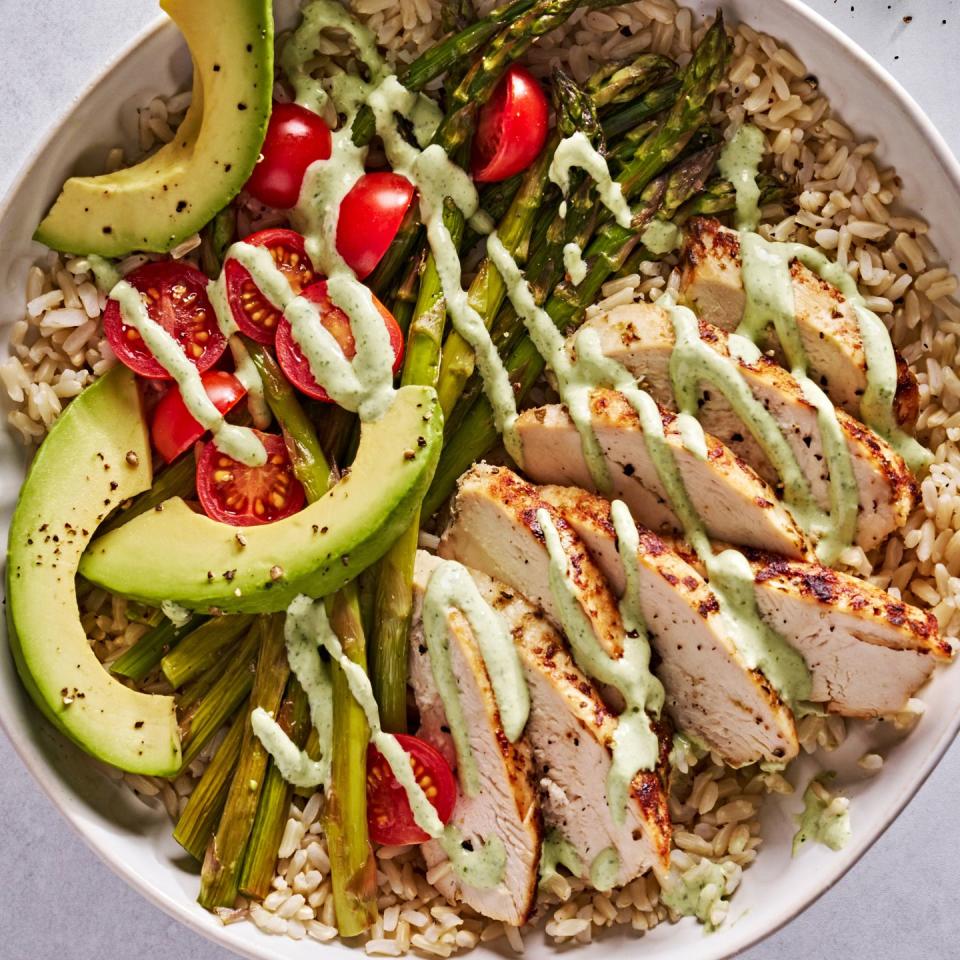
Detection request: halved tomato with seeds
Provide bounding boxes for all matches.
[103,260,227,379]
[366,734,457,846]
[275,280,404,403]
[196,431,305,526]
[225,228,317,344]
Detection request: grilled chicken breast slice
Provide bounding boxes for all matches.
[679,217,919,426]
[577,301,917,551]
[543,484,950,717]
[409,551,541,924]
[440,466,798,766]
[438,464,625,658]
[449,556,672,886]
[516,390,811,560]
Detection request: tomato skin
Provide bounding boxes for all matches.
[275,281,404,403]
[151,370,247,463]
[367,734,457,846]
[225,228,317,344]
[244,102,333,209]
[103,261,227,380]
[336,172,415,279]
[471,64,549,183]
[196,431,306,526]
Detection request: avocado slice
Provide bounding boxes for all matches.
[6,367,181,776]
[80,385,443,613]
[34,0,273,257]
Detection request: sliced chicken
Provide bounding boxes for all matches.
[409,551,541,924]
[440,465,799,766]
[577,301,917,551]
[447,555,672,886]
[439,464,626,658]
[516,390,812,560]
[679,216,919,426]
[543,484,950,717]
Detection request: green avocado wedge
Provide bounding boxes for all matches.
[6,367,181,776]
[81,386,443,614]
[34,0,273,257]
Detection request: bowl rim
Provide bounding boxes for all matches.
[1,2,959,959]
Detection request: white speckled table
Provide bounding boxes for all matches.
[1,2,958,958]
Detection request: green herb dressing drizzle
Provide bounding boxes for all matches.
[588,846,621,892]
[721,123,929,481]
[539,829,584,885]
[549,131,633,228]
[792,772,851,854]
[563,242,588,286]
[109,279,267,465]
[423,560,530,757]
[537,506,663,823]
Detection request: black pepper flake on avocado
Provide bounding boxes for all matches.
[110,481,118,491]
[207,571,214,580]
[176,200,188,213]
[321,526,328,534]
[417,436,426,448]
[213,63,221,71]
[39,523,48,532]
[102,226,113,235]
[403,449,415,460]
[134,721,144,729]
[224,569,237,581]
[237,103,248,111]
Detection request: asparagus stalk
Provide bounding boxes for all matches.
[369,195,468,734]
[199,614,290,909]
[601,78,681,140]
[239,679,311,898]
[249,345,378,932]
[247,342,333,501]
[98,450,196,536]
[200,204,238,279]
[178,623,261,772]
[161,614,256,689]
[174,709,246,861]
[323,585,377,936]
[110,613,205,682]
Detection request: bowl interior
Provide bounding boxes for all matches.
[1,2,959,959]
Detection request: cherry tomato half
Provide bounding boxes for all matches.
[103,260,227,379]
[336,172,415,279]
[151,370,247,463]
[275,280,404,403]
[471,64,549,183]
[367,734,457,846]
[225,228,317,344]
[196,431,305,526]
[244,102,333,209]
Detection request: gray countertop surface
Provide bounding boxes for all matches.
[1,1,958,957]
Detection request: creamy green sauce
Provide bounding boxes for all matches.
[110,280,267,465]
[721,123,929,473]
[549,131,633,229]
[538,507,663,822]
[228,337,271,429]
[423,560,529,750]
[792,773,851,854]
[588,846,621,892]
[640,219,682,255]
[160,599,192,628]
[251,706,327,788]
[717,123,765,232]
[539,829,584,884]
[659,858,733,930]
[563,242,588,286]
[572,327,812,707]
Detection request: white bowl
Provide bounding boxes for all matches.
[1,1,959,958]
